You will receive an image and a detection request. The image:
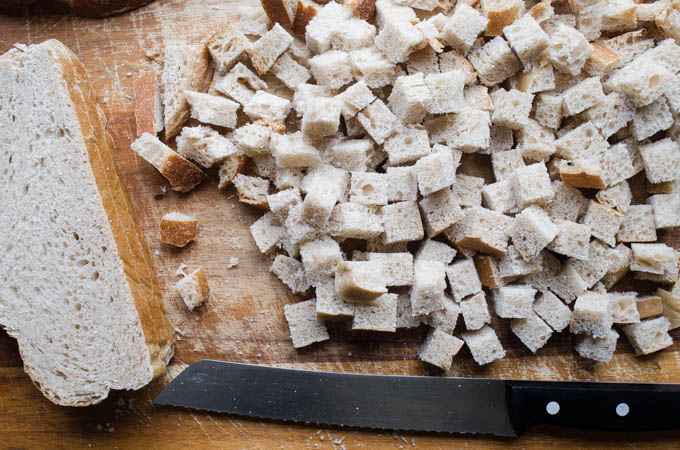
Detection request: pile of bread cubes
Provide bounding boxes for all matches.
[129,0,680,371]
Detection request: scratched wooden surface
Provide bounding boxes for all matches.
[1,1,680,447]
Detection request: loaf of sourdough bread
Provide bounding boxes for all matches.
[0,40,174,406]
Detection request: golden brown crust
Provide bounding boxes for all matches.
[560,164,607,189]
[587,43,621,74]
[474,255,502,289]
[218,152,247,189]
[48,40,174,403]
[160,154,207,192]
[347,0,376,22]
[133,71,161,137]
[637,295,664,319]
[528,1,553,22]
[456,237,506,256]
[261,0,294,28]
[292,0,318,35]
[484,0,521,37]
[193,267,211,303]
[160,215,199,247]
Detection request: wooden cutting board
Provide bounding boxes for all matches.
[1,1,680,447]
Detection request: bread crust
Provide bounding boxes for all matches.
[160,153,208,192]
[160,214,199,247]
[65,0,154,17]
[292,0,318,35]
[133,71,162,137]
[45,40,174,405]
[347,0,376,22]
[261,0,294,28]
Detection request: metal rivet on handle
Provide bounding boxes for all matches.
[616,403,630,417]
[546,401,560,415]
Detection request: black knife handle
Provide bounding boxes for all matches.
[507,380,680,435]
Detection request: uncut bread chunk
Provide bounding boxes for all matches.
[0,40,174,406]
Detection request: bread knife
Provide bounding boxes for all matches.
[154,360,680,436]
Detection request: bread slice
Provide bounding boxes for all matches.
[162,44,210,139]
[0,40,174,406]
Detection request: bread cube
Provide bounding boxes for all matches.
[556,123,608,161]
[396,292,421,329]
[511,162,554,208]
[533,290,571,332]
[233,122,276,157]
[184,91,239,129]
[383,126,430,166]
[349,47,398,89]
[406,47,440,75]
[271,132,320,168]
[160,212,198,247]
[492,149,525,181]
[415,239,457,265]
[581,200,624,247]
[301,184,341,228]
[207,23,249,73]
[446,259,482,301]
[244,91,291,122]
[368,252,414,287]
[550,264,588,304]
[459,292,491,331]
[271,255,312,294]
[330,18,377,52]
[357,99,400,145]
[567,240,615,290]
[545,181,587,222]
[438,49,477,84]
[584,41,620,77]
[388,73,431,124]
[414,150,458,196]
[482,179,518,214]
[498,245,542,278]
[175,268,210,310]
[418,188,465,238]
[375,20,427,63]
[515,55,555,95]
[381,201,424,244]
[610,292,641,324]
[648,194,680,229]
[461,325,506,365]
[534,92,564,129]
[350,172,389,206]
[300,237,343,286]
[422,295,461,334]
[386,166,418,202]
[517,119,556,162]
[616,205,657,243]
[292,84,332,117]
[247,23,294,75]
[329,202,384,239]
[314,279,355,320]
[302,97,342,137]
[623,316,673,355]
[561,77,605,117]
[559,159,607,190]
[445,207,512,255]
[441,4,489,55]
[450,175,485,207]
[583,93,634,139]
[474,255,504,289]
[600,143,636,188]
[426,109,492,152]
[468,37,522,86]
[410,260,447,316]
[511,312,553,353]
[352,293,398,332]
[325,139,372,172]
[486,124,514,155]
[310,50,353,89]
[601,243,632,289]
[176,125,237,168]
[335,261,387,303]
[481,0,521,36]
[596,181,632,214]
[575,329,619,363]
[503,14,549,70]
[284,203,323,247]
[570,292,613,338]
[267,189,301,224]
[547,23,592,75]
[657,288,680,330]
[284,300,330,348]
[633,97,674,140]
[606,61,672,107]
[214,63,268,106]
[270,52,310,90]
[233,174,270,210]
[636,295,664,320]
[249,213,285,255]
[639,138,680,184]
[424,71,466,114]
[631,243,679,278]
[418,328,464,371]
[490,88,534,129]
[493,285,536,319]
[336,81,376,119]
[545,220,589,260]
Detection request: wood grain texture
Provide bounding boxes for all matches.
[1,0,680,446]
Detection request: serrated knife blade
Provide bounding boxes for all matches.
[154,360,680,436]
